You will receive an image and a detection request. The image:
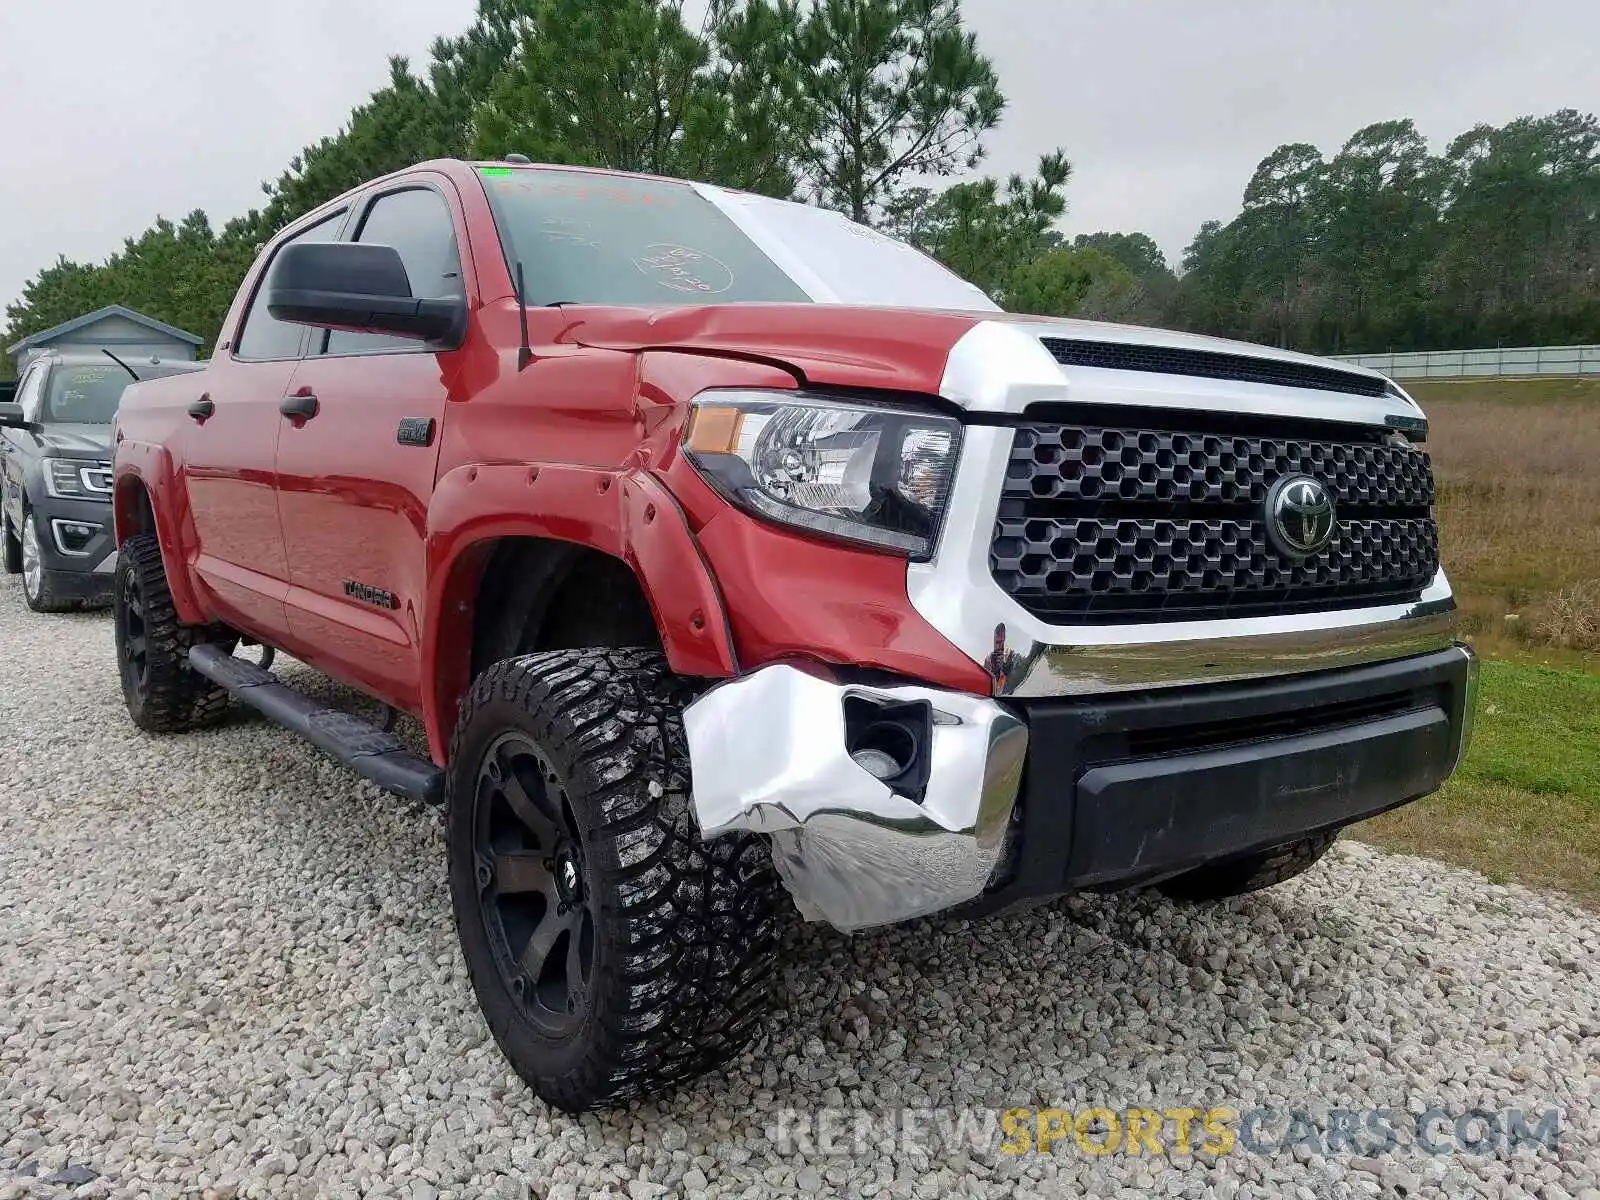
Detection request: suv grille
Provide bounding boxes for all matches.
[1040,338,1393,399]
[989,415,1439,623]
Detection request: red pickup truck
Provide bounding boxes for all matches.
[112,159,1475,1111]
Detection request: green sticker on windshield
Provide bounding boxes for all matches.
[479,167,515,177]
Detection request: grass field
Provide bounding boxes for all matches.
[1412,377,1600,658]
[1354,377,1600,904]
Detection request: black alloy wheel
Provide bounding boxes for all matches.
[117,559,151,697]
[445,649,780,1111]
[472,730,596,1037]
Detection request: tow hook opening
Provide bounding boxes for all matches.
[844,696,933,799]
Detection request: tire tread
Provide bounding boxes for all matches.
[447,648,778,1112]
[116,534,233,733]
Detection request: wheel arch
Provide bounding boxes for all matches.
[111,453,207,625]
[421,461,737,764]
[113,472,158,544]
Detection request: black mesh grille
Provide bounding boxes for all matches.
[1041,338,1393,399]
[990,417,1438,623]
[1008,425,1433,510]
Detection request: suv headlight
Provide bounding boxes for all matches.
[684,391,961,559]
[45,458,112,501]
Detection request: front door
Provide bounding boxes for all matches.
[0,362,44,533]
[180,207,348,638]
[273,183,463,710]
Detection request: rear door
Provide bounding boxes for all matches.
[1,363,45,531]
[273,179,466,710]
[178,208,348,638]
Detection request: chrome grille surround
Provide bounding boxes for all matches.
[904,319,1459,697]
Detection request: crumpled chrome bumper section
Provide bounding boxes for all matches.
[683,665,1027,932]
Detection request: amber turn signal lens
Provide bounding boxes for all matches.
[684,404,745,455]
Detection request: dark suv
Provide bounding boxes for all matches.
[1,351,202,611]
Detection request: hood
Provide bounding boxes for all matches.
[556,303,1396,417]
[560,302,983,395]
[30,423,113,458]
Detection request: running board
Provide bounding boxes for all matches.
[187,644,445,805]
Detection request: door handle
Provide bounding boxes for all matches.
[280,391,320,422]
[188,395,214,422]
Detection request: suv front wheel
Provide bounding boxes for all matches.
[446,648,779,1112]
[21,512,74,613]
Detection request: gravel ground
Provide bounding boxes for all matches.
[0,573,1596,1200]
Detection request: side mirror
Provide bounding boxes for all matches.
[265,242,466,346]
[0,402,31,430]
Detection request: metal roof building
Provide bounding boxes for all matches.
[7,305,203,374]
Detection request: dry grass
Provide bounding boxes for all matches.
[1407,378,1600,661]
[1354,378,1600,905]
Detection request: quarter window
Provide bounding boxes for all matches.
[15,364,47,423]
[234,210,347,361]
[324,188,464,355]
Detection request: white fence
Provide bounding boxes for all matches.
[1331,344,1600,380]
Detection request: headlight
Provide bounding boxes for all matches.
[684,391,961,558]
[44,459,112,501]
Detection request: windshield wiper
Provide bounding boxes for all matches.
[101,349,140,381]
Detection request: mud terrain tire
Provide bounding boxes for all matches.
[114,533,235,732]
[446,648,779,1112]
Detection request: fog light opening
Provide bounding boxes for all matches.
[51,519,99,557]
[843,696,933,798]
[849,722,917,780]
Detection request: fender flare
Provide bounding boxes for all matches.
[420,460,737,762]
[112,443,206,625]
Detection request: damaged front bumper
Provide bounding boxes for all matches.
[683,665,1027,932]
[684,648,1477,933]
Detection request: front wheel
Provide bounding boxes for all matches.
[446,648,779,1112]
[21,512,73,613]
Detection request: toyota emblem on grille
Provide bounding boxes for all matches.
[1266,475,1336,557]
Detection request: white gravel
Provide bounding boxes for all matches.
[0,572,1596,1200]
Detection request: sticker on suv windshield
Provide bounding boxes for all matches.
[632,244,733,295]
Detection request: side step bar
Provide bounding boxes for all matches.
[188,644,445,805]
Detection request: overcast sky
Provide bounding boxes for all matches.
[3,0,1597,313]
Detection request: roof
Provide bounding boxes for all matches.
[7,305,204,355]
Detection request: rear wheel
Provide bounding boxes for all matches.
[114,533,235,732]
[1,510,20,575]
[1157,831,1339,901]
[21,513,73,613]
[447,648,779,1112]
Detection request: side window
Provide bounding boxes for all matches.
[234,210,347,361]
[15,364,47,422]
[325,188,463,355]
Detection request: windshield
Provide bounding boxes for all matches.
[43,363,132,424]
[477,166,999,312]
[479,168,810,307]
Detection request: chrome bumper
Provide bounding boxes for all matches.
[684,665,1027,932]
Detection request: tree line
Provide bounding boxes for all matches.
[5,0,1597,370]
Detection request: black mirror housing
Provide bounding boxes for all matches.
[265,242,466,346]
[0,401,31,430]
